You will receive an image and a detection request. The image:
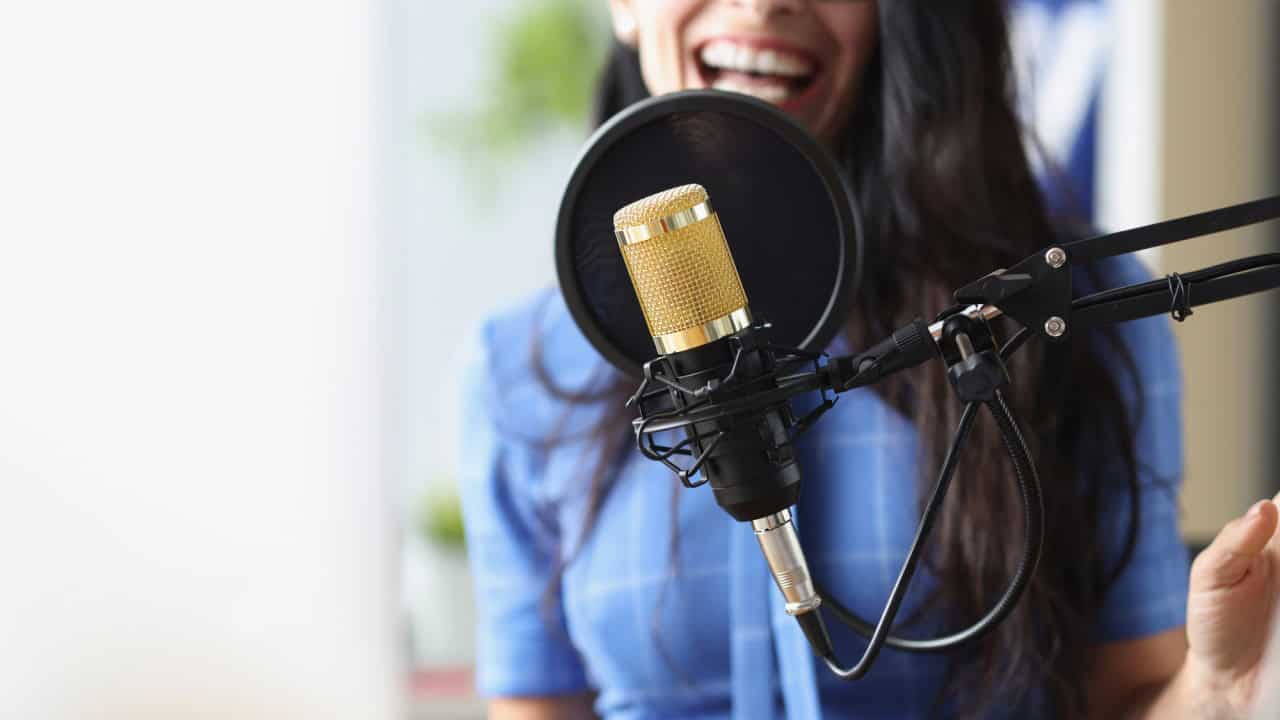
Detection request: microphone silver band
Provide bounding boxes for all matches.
[615,199,716,245]
[652,306,753,355]
[928,304,1003,341]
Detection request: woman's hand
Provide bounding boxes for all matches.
[1183,494,1280,716]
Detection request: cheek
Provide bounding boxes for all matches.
[633,0,705,95]
[818,3,879,87]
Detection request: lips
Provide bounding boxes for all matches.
[694,38,822,109]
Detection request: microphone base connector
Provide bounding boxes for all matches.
[751,509,822,616]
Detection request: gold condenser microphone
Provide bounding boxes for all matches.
[613,184,754,355]
[613,183,827,629]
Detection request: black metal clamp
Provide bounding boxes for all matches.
[939,312,1010,403]
[952,195,1280,342]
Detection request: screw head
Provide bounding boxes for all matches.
[1044,316,1066,337]
[1045,247,1067,269]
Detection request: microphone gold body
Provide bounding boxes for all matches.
[613,184,753,355]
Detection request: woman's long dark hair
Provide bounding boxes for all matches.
[535,3,1142,717]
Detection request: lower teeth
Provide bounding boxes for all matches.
[711,80,789,103]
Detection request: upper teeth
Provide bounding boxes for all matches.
[700,40,814,78]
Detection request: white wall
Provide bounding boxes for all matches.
[381,0,588,667]
[381,0,580,500]
[0,2,401,717]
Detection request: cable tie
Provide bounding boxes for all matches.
[1167,272,1193,322]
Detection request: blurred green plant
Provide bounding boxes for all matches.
[425,0,608,186]
[420,487,467,550]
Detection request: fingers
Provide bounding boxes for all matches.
[1190,498,1279,591]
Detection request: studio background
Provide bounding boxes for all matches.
[0,1,1274,718]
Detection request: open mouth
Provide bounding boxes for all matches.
[695,39,820,107]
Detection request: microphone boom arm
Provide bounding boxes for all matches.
[952,194,1280,344]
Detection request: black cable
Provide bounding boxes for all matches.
[813,389,1043,657]
[999,326,1032,361]
[811,401,978,657]
[630,321,1046,672]
[816,388,1043,677]
[811,331,1044,671]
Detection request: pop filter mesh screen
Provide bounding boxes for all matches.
[559,94,855,376]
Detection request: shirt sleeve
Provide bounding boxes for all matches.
[1092,267,1189,643]
[456,319,591,696]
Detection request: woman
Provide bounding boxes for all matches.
[460,2,1280,718]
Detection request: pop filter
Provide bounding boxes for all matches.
[555,90,861,378]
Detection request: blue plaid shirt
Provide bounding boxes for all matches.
[459,255,1186,719]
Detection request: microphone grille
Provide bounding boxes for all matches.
[613,184,708,229]
[613,184,752,354]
